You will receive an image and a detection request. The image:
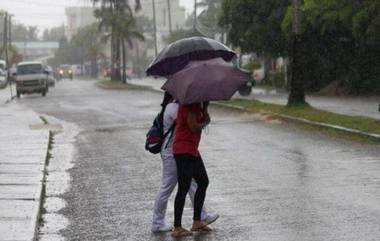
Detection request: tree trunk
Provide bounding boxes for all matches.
[287,35,306,105]
[135,42,141,77]
[91,55,98,78]
[111,33,117,81]
[287,0,306,105]
[122,41,127,84]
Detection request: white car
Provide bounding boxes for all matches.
[0,69,7,87]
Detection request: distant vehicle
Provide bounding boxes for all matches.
[0,60,8,82]
[46,66,56,87]
[14,61,49,98]
[57,64,73,80]
[0,60,6,71]
[0,69,7,87]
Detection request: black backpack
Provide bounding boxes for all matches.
[145,110,175,154]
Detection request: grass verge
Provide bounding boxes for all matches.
[221,99,380,144]
[96,79,152,91]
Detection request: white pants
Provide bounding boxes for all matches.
[152,151,208,228]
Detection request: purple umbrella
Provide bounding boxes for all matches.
[161,58,249,104]
[146,37,236,77]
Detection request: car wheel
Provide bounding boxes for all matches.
[16,91,20,98]
[42,90,46,96]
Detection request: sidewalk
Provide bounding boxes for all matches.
[0,88,49,241]
[129,77,380,120]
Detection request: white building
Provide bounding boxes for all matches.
[65,7,98,41]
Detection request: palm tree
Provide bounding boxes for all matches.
[102,12,144,83]
[92,0,141,81]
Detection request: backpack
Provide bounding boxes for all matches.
[145,110,175,154]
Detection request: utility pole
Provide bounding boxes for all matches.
[8,14,12,68]
[7,14,13,98]
[3,13,8,72]
[193,0,197,29]
[167,0,172,34]
[2,13,7,61]
[152,0,158,56]
[287,0,306,105]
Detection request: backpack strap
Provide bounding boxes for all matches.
[163,122,176,149]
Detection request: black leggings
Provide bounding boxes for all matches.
[174,154,209,228]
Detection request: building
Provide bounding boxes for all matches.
[65,7,97,41]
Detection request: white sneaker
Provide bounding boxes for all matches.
[151,224,173,233]
[203,213,220,225]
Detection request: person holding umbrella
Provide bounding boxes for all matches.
[151,93,219,233]
[146,36,249,237]
[171,101,211,237]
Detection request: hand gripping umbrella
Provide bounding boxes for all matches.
[161,58,249,104]
[146,37,236,77]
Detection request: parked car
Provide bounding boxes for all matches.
[14,61,49,98]
[0,60,8,83]
[0,69,7,88]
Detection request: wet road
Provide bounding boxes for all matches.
[17,80,380,241]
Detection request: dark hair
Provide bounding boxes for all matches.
[161,92,173,109]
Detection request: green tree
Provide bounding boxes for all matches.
[71,24,105,78]
[282,0,380,94]
[219,0,290,56]
[102,13,144,83]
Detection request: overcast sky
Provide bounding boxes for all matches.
[0,0,193,32]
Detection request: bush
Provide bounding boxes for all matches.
[243,60,262,71]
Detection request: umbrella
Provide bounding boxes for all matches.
[146,37,236,77]
[161,58,249,104]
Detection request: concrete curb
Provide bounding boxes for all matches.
[34,128,52,241]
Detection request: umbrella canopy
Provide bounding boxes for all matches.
[161,58,249,104]
[146,37,236,77]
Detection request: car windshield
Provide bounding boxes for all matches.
[17,64,43,75]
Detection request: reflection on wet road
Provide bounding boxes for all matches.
[19,80,380,241]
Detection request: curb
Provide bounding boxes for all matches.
[214,102,380,141]
[33,120,53,241]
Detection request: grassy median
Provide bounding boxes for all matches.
[222,99,380,144]
[97,79,151,91]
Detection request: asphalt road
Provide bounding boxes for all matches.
[17,80,380,241]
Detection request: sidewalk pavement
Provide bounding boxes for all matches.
[0,87,49,241]
[129,77,380,120]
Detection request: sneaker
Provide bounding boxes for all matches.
[203,213,219,225]
[151,224,173,233]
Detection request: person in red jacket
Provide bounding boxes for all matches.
[171,102,211,237]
